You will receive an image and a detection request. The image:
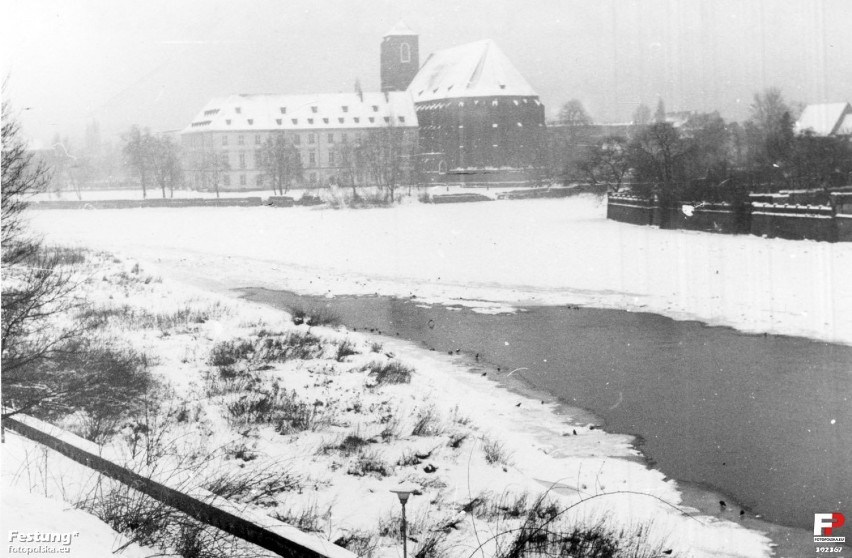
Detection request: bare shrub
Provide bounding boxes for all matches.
[411,406,444,437]
[272,501,326,533]
[335,338,359,362]
[414,529,449,558]
[483,436,513,466]
[347,450,392,478]
[370,341,383,353]
[364,360,413,386]
[334,530,379,558]
[273,391,329,434]
[447,431,468,449]
[203,465,301,506]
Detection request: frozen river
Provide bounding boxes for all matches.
[241,287,852,533]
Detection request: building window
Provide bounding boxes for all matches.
[323,118,329,124]
[256,174,264,186]
[225,119,231,125]
[291,118,298,125]
[307,118,314,125]
[400,42,411,63]
[369,117,375,123]
[222,135,228,146]
[238,135,244,145]
[221,153,228,167]
[308,133,315,144]
[310,172,317,184]
[223,174,231,186]
[255,150,263,167]
[338,118,345,124]
[240,174,246,186]
[398,116,405,123]
[247,119,254,125]
[328,151,335,164]
[280,107,287,114]
[255,135,261,145]
[293,134,301,145]
[235,107,242,114]
[327,133,334,143]
[275,118,282,125]
[239,153,246,169]
[372,105,379,112]
[342,106,349,113]
[311,106,318,114]
[309,151,316,165]
[354,117,360,123]
[342,133,348,143]
[384,117,390,123]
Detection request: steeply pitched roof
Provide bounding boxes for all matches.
[795,102,852,136]
[407,39,538,103]
[835,113,852,136]
[183,92,417,134]
[384,20,417,37]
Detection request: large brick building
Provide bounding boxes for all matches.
[181,23,544,190]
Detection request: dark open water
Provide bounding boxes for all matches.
[240,287,851,534]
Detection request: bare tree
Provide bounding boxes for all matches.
[576,135,630,191]
[1,98,78,420]
[262,133,302,195]
[357,126,410,202]
[122,126,154,198]
[198,148,229,198]
[557,99,593,127]
[149,135,183,198]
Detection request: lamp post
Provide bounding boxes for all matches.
[390,485,417,558]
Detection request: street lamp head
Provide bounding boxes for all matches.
[390,482,419,504]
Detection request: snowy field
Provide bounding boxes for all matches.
[2,253,775,558]
[30,194,852,344]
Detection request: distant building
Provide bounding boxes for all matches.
[410,40,546,186]
[795,102,852,136]
[182,92,417,190]
[181,23,545,190]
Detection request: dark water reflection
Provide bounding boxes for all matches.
[239,288,851,531]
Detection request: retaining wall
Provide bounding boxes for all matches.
[608,194,846,242]
[431,193,493,204]
[606,195,656,226]
[750,203,837,242]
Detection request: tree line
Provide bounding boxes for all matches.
[552,88,852,203]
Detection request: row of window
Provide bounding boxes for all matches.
[221,131,372,147]
[221,115,406,127]
[218,149,338,169]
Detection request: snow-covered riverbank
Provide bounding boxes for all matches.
[2,251,775,558]
[30,195,852,345]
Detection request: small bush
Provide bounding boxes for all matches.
[337,432,371,455]
[412,406,444,437]
[370,341,383,353]
[334,530,379,558]
[42,245,88,266]
[397,450,420,467]
[273,391,329,434]
[209,339,255,367]
[273,502,326,533]
[347,450,392,478]
[447,431,468,449]
[364,360,413,386]
[335,338,359,362]
[483,436,512,466]
[204,466,301,506]
[414,529,448,558]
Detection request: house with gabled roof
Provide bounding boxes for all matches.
[795,102,852,136]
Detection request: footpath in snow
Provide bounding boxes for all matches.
[30,194,852,344]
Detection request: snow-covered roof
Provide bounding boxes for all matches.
[183,92,418,134]
[384,20,417,37]
[795,102,852,136]
[836,113,852,136]
[407,39,538,103]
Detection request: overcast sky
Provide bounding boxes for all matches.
[3,0,851,145]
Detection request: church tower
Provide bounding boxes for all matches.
[381,21,419,92]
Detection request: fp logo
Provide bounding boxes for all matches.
[814,513,845,542]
